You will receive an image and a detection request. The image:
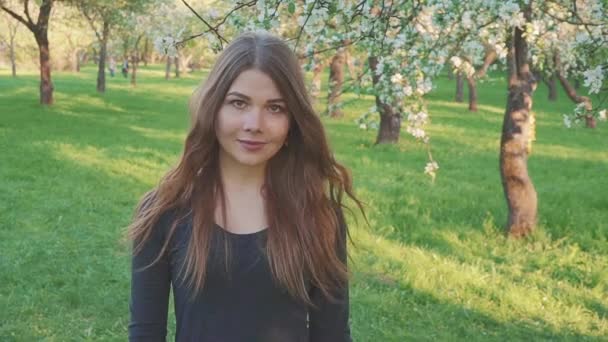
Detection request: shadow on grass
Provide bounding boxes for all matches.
[352,269,605,341]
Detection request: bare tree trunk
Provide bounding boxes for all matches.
[9,32,17,77]
[72,50,79,72]
[183,54,193,73]
[81,52,89,65]
[554,53,594,128]
[546,74,557,101]
[466,75,478,111]
[130,35,143,86]
[499,21,538,238]
[455,72,464,102]
[142,37,149,67]
[174,54,180,78]
[344,47,357,80]
[328,48,345,118]
[92,47,98,64]
[96,21,109,93]
[369,56,401,144]
[36,34,54,104]
[131,54,138,86]
[165,56,171,79]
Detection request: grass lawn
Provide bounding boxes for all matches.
[0,64,607,341]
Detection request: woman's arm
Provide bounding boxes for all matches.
[308,207,353,342]
[128,213,172,342]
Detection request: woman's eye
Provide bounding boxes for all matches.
[231,100,246,109]
[268,104,284,113]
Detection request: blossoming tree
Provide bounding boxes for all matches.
[163,0,606,236]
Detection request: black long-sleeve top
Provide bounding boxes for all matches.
[128,210,352,342]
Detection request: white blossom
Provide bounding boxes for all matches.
[153,35,178,57]
[403,85,413,97]
[450,56,462,68]
[424,161,439,178]
[391,73,403,84]
[563,114,572,128]
[599,109,607,121]
[582,65,604,94]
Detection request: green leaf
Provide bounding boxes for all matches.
[288,2,296,15]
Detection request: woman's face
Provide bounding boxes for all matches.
[216,69,290,170]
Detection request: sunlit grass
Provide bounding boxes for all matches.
[0,64,607,341]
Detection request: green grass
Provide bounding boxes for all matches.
[1,64,607,341]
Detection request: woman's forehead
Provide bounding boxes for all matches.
[227,69,284,101]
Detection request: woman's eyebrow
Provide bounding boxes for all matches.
[226,91,250,100]
[226,91,284,103]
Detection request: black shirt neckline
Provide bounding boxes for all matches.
[213,222,268,238]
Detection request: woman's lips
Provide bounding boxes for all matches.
[237,139,267,152]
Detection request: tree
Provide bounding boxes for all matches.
[73,0,151,93]
[0,11,19,77]
[168,0,606,223]
[327,47,345,118]
[491,0,606,236]
[1,0,55,104]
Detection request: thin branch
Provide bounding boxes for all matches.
[181,0,229,47]
[554,52,592,110]
[294,0,318,51]
[24,0,33,26]
[81,8,103,42]
[1,5,34,31]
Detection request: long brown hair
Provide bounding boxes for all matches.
[128,31,364,305]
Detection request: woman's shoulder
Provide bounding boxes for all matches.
[139,191,192,240]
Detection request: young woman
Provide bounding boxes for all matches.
[128,31,363,342]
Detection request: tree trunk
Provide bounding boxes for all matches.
[310,56,323,103]
[499,22,538,238]
[131,54,138,86]
[328,48,345,118]
[165,56,171,79]
[77,51,82,72]
[174,54,180,78]
[35,34,54,105]
[546,74,557,101]
[130,35,143,86]
[455,72,464,102]
[9,33,16,77]
[142,38,149,67]
[344,47,357,80]
[183,54,193,73]
[466,75,478,111]
[72,50,79,72]
[96,21,109,93]
[92,47,98,65]
[81,52,89,65]
[369,56,401,144]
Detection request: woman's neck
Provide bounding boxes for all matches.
[218,155,266,192]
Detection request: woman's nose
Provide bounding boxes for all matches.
[243,106,263,132]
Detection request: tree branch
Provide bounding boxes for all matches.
[181,0,229,47]
[554,52,592,110]
[80,7,103,42]
[1,5,34,31]
[475,48,497,78]
[24,0,34,26]
[294,0,318,51]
